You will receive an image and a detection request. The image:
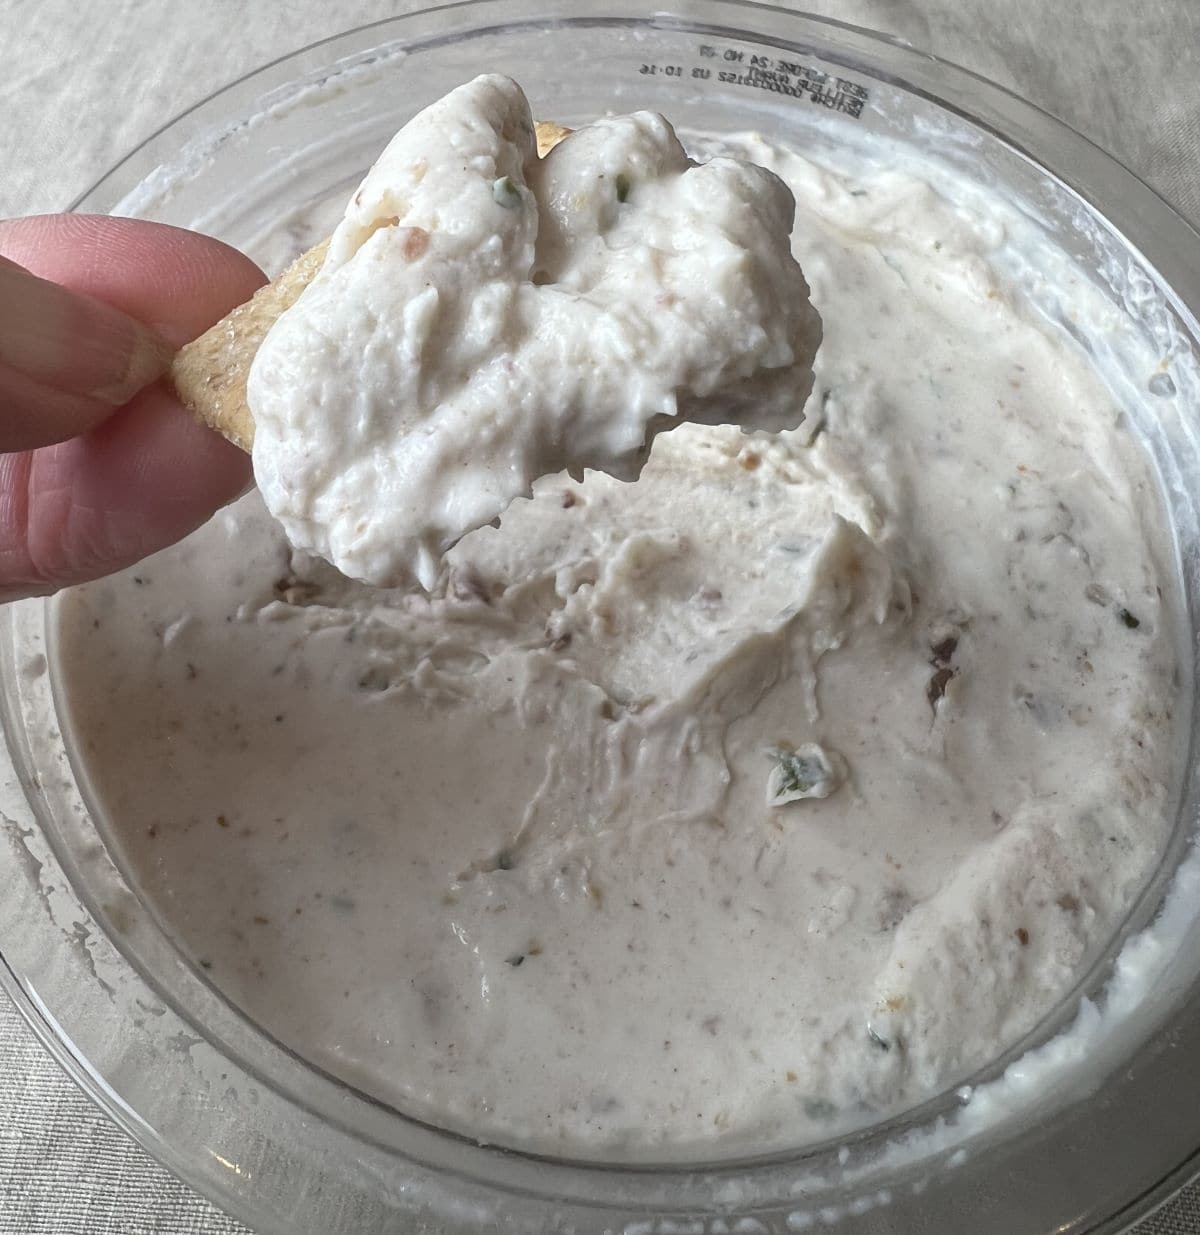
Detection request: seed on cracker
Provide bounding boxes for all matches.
[171,120,572,452]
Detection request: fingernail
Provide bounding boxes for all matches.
[0,255,173,407]
[90,326,174,405]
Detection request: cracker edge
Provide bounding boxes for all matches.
[171,120,573,452]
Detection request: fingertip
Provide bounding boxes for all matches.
[0,215,267,346]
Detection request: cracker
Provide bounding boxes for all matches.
[171,239,328,452]
[172,120,572,451]
[534,120,572,158]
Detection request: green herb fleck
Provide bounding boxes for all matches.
[803,1097,838,1120]
[615,173,631,203]
[492,175,521,209]
[1118,607,1140,629]
[774,751,822,795]
[766,743,841,806]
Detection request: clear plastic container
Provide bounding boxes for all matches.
[4,3,1200,1231]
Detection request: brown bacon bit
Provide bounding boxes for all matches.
[927,666,955,709]
[403,227,430,260]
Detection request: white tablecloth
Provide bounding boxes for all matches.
[3,1,1200,1231]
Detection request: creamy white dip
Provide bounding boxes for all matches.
[247,76,821,589]
[53,122,1178,1158]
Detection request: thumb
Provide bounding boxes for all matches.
[0,253,172,452]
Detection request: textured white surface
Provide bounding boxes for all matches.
[2,1,1200,1231]
[250,78,821,588]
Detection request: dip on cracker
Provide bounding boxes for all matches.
[174,75,820,588]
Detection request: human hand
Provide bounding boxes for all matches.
[0,215,265,602]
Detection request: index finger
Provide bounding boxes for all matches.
[0,214,267,347]
[0,216,267,598]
